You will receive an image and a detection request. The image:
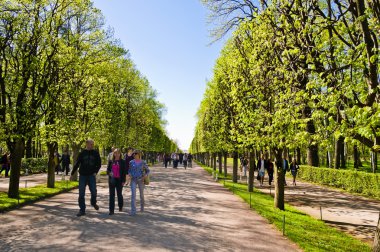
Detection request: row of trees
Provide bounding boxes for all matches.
[192,0,380,210]
[0,0,177,198]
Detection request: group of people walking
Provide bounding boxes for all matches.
[163,152,193,169]
[69,140,150,217]
[239,154,299,187]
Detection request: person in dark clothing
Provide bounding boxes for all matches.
[125,147,134,179]
[54,151,61,175]
[61,150,71,176]
[188,153,193,168]
[0,152,10,177]
[164,153,170,168]
[179,153,184,165]
[267,158,274,185]
[70,139,101,217]
[282,155,289,186]
[107,148,127,215]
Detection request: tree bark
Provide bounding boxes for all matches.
[305,106,319,167]
[218,152,222,174]
[25,138,32,158]
[213,153,217,171]
[296,147,301,165]
[248,151,255,192]
[233,151,238,183]
[335,136,344,169]
[353,145,359,169]
[8,139,25,198]
[223,152,228,177]
[274,148,285,210]
[71,143,81,181]
[47,142,57,188]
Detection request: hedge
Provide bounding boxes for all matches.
[21,158,48,174]
[298,165,380,199]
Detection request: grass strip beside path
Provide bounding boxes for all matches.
[0,181,78,212]
[201,164,371,252]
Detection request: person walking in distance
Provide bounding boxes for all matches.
[164,153,170,168]
[282,154,289,186]
[267,158,274,185]
[128,150,150,216]
[61,150,71,176]
[70,139,101,217]
[187,153,193,168]
[183,153,188,169]
[290,158,299,186]
[107,147,115,163]
[0,152,10,177]
[124,147,134,178]
[257,154,268,187]
[107,148,127,215]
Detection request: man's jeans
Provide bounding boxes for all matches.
[130,178,144,214]
[78,175,97,213]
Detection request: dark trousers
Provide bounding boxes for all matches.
[78,175,97,213]
[268,172,274,185]
[164,160,169,168]
[0,164,10,177]
[109,177,123,213]
[62,163,70,175]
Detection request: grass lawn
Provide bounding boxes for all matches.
[201,164,371,252]
[0,180,78,212]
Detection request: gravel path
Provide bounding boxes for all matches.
[0,164,300,252]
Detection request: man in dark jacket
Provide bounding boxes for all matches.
[70,139,101,217]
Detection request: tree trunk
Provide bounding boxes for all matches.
[305,106,319,167]
[274,148,285,210]
[25,138,32,158]
[341,141,347,168]
[233,151,238,183]
[223,152,227,177]
[8,139,25,198]
[47,142,57,188]
[213,153,217,171]
[218,152,222,174]
[335,136,344,169]
[296,147,301,165]
[71,143,81,181]
[248,151,255,192]
[353,145,359,169]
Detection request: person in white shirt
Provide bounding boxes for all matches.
[256,154,268,187]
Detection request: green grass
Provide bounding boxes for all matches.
[200,163,371,252]
[0,180,78,212]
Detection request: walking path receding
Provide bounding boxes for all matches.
[0,164,300,252]
[226,165,380,244]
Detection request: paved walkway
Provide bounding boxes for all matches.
[0,164,300,252]
[222,165,380,244]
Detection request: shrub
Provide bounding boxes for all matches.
[21,158,48,174]
[298,165,380,199]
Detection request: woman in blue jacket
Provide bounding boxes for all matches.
[128,150,150,216]
[107,148,127,215]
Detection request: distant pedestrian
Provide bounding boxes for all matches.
[242,156,248,177]
[70,139,101,217]
[290,158,299,186]
[183,153,188,169]
[164,153,170,168]
[61,150,71,176]
[107,147,115,163]
[188,153,193,168]
[267,158,274,185]
[0,152,10,177]
[179,153,184,164]
[257,154,268,187]
[54,151,61,175]
[282,154,289,186]
[128,150,150,216]
[107,148,127,215]
[124,147,134,177]
[171,152,178,168]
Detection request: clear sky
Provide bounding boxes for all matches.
[91,0,226,151]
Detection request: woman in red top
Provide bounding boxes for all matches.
[107,148,127,215]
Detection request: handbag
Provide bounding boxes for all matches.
[256,174,261,181]
[143,165,150,185]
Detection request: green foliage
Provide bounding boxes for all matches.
[21,158,48,174]
[298,166,380,199]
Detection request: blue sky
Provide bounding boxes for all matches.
[92,0,227,150]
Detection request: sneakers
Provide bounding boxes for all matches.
[76,211,86,217]
[119,207,123,212]
[93,204,99,211]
